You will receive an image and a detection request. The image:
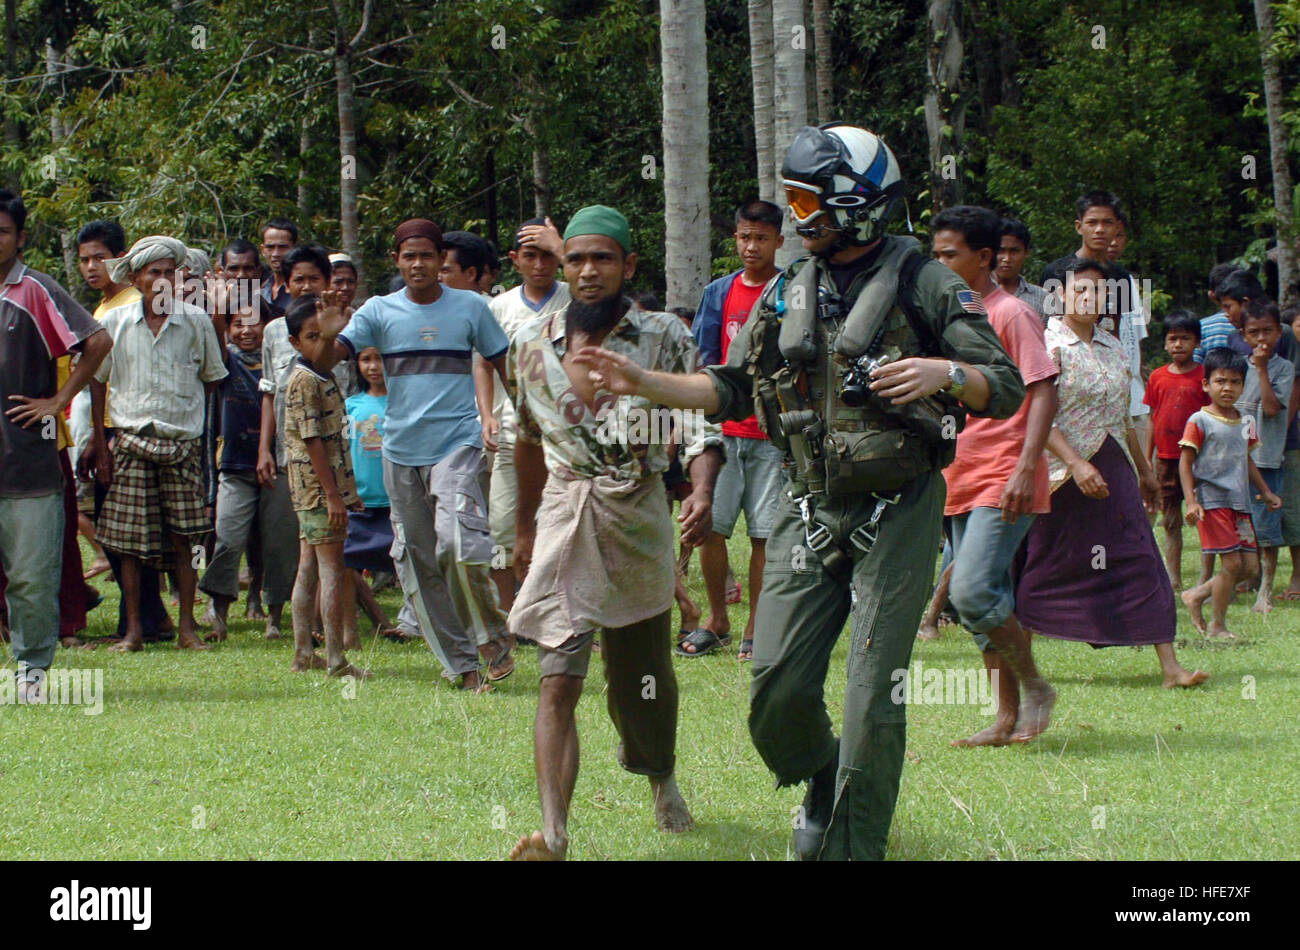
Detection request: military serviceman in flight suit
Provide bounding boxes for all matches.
[573,124,1025,860]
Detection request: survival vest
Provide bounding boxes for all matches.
[742,235,965,498]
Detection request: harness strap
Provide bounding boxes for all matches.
[797,491,901,580]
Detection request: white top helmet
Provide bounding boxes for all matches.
[781,123,905,251]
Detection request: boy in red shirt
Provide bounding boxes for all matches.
[1142,311,1210,589]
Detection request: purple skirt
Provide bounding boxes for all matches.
[1014,435,1175,646]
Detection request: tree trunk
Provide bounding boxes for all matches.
[43,42,76,282]
[334,46,365,297]
[660,0,710,311]
[812,0,832,123]
[485,147,498,257]
[748,0,776,203]
[1255,0,1297,306]
[297,116,312,220]
[4,0,20,168]
[523,112,551,219]
[772,0,806,268]
[996,0,1020,109]
[924,0,965,213]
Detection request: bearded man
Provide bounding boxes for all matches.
[504,205,724,861]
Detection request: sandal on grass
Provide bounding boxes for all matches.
[487,651,516,682]
[737,638,754,662]
[674,628,731,657]
[459,674,492,694]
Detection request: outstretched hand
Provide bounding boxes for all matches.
[571,346,645,395]
[316,289,351,337]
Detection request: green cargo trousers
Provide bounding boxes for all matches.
[748,470,944,860]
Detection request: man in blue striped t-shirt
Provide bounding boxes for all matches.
[323,218,514,692]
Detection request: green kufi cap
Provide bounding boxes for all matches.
[563,205,631,253]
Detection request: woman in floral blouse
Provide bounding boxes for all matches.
[1014,258,1207,688]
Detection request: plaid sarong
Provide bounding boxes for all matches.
[96,433,210,566]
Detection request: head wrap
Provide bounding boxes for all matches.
[182,247,211,277]
[105,235,188,285]
[563,205,631,254]
[392,219,443,253]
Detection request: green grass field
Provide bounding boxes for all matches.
[2,527,1296,860]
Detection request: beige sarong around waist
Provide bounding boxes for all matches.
[509,474,674,649]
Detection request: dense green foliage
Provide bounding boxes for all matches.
[0,0,1295,314]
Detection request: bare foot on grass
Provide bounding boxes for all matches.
[176,629,210,650]
[290,652,328,672]
[1009,685,1057,742]
[509,830,565,861]
[107,633,144,653]
[951,721,1014,747]
[327,661,372,679]
[83,559,111,580]
[1162,668,1208,688]
[651,774,694,833]
[1180,588,1208,634]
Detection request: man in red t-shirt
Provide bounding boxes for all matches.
[1142,311,1210,589]
[684,200,784,660]
[931,206,1059,747]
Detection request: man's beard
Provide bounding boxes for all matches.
[568,288,626,334]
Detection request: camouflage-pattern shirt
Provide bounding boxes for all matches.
[508,302,724,481]
[283,359,359,512]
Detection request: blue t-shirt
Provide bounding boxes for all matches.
[340,287,508,467]
[1193,312,1233,364]
[346,390,388,507]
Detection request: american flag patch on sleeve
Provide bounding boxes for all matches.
[956,289,986,315]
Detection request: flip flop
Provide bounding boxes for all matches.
[674,628,731,657]
[1276,590,1300,601]
[725,582,742,604]
[737,638,754,662]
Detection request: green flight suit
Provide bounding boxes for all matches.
[703,237,1024,860]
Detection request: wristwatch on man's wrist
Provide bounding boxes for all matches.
[943,360,967,399]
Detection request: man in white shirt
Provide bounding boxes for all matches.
[1106,213,1151,462]
[89,236,227,653]
[487,217,570,611]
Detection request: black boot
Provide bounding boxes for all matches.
[793,742,839,861]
